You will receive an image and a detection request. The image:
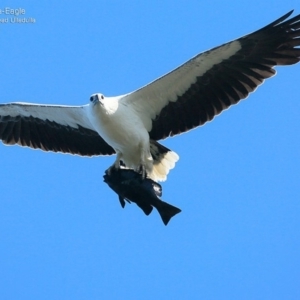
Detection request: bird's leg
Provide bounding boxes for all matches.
[138,164,147,179]
[106,152,122,175]
[137,142,150,179]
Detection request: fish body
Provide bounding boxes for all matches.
[103,168,181,225]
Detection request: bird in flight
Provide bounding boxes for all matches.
[0,11,299,182]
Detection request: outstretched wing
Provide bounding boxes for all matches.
[122,11,300,140]
[0,103,115,156]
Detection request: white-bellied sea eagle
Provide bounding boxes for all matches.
[0,11,300,181]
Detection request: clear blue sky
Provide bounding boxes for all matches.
[1,1,300,299]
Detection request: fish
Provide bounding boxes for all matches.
[103,168,181,225]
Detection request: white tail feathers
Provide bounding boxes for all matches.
[149,141,179,182]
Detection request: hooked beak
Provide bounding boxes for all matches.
[90,94,103,106]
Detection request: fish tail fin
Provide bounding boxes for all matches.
[156,200,181,225]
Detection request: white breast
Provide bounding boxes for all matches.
[87,98,150,168]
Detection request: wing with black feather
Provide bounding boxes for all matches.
[122,11,300,140]
[0,103,115,156]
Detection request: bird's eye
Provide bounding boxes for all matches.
[90,96,93,102]
[101,95,104,100]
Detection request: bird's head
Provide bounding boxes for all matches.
[90,93,105,105]
[89,93,119,115]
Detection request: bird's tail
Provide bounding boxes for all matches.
[149,140,179,182]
